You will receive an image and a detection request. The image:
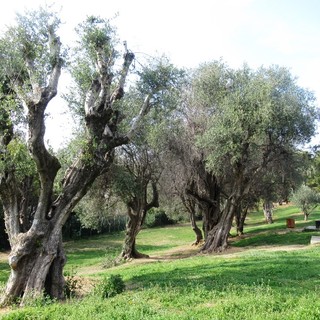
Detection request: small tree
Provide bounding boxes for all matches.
[291,185,320,220]
[114,143,161,260]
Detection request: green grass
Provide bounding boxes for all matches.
[2,204,320,319]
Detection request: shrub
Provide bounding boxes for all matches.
[93,274,125,298]
[146,210,175,227]
[64,270,82,298]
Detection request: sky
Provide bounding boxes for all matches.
[0,0,320,149]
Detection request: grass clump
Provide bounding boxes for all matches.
[93,274,125,299]
[64,269,82,298]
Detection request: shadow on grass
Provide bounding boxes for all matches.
[128,249,320,296]
[232,231,320,247]
[65,243,181,269]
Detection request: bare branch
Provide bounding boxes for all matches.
[45,25,63,100]
[126,94,151,140]
[110,50,135,103]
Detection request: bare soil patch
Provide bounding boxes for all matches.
[0,251,9,262]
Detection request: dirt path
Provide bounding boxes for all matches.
[0,251,9,262]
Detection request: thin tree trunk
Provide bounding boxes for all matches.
[118,182,159,260]
[190,209,203,245]
[263,201,273,224]
[235,205,248,235]
[180,193,203,245]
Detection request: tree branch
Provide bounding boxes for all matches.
[126,94,151,140]
[146,181,159,211]
[110,50,135,104]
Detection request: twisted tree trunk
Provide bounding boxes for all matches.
[186,172,220,240]
[201,176,246,253]
[234,205,248,235]
[180,193,203,245]
[120,208,149,260]
[201,197,237,252]
[0,19,143,305]
[119,182,159,260]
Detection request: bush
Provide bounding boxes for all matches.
[154,211,175,226]
[93,274,125,299]
[64,270,82,298]
[146,210,175,228]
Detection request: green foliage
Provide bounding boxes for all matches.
[306,150,320,192]
[66,16,118,119]
[110,163,140,202]
[0,7,64,90]
[5,139,36,177]
[93,274,125,299]
[145,209,175,227]
[291,184,320,218]
[137,56,185,95]
[18,292,55,309]
[195,62,318,175]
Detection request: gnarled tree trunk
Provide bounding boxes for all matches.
[234,204,248,236]
[186,169,221,240]
[201,197,237,253]
[201,176,246,253]
[120,208,148,260]
[180,193,203,245]
[3,229,66,305]
[119,182,159,260]
[0,17,145,305]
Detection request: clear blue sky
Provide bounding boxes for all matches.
[1,0,319,148]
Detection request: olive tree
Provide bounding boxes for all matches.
[114,143,161,260]
[0,9,178,305]
[291,184,320,220]
[197,62,318,252]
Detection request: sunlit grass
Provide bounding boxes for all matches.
[2,204,320,319]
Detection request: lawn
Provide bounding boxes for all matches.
[1,204,320,319]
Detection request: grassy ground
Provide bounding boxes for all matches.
[1,204,320,319]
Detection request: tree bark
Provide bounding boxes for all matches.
[185,165,220,240]
[190,209,203,245]
[119,182,159,260]
[0,21,142,305]
[201,175,245,253]
[1,226,65,305]
[263,201,273,224]
[234,205,248,235]
[180,193,203,245]
[201,197,237,252]
[119,208,148,260]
